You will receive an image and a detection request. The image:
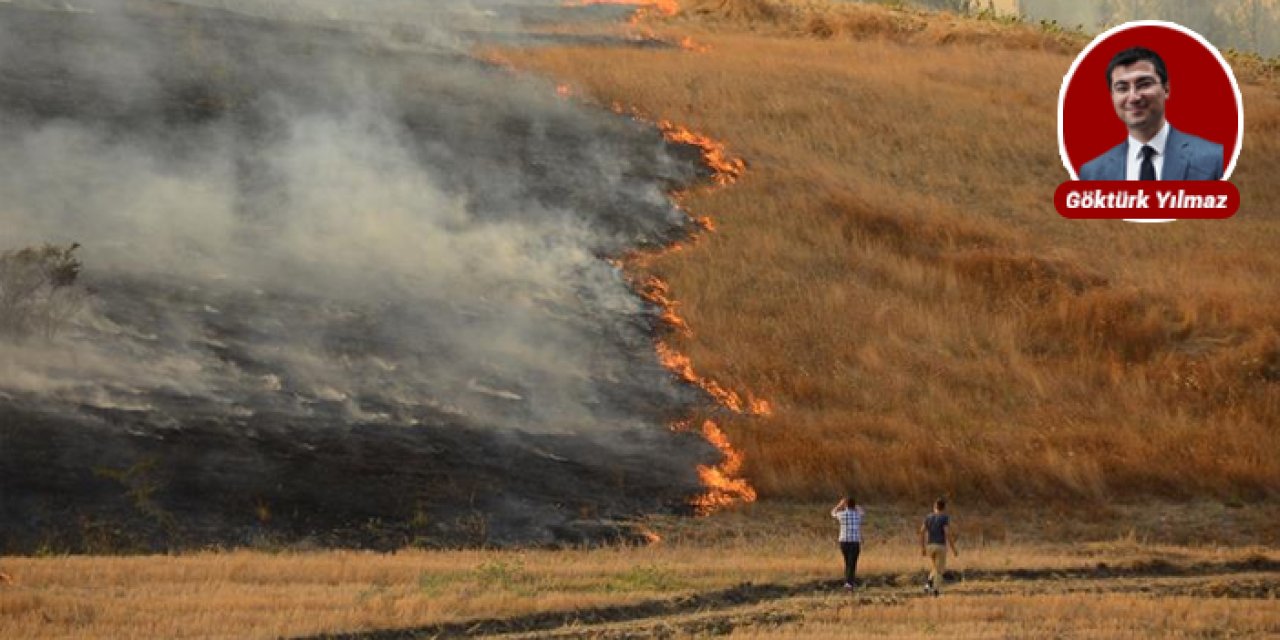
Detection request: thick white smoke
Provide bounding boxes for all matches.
[0,0,711,547]
[1,0,697,434]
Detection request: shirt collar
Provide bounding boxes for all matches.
[1129,121,1170,161]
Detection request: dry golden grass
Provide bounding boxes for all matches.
[1,549,713,639]
[722,589,1280,639]
[499,0,1280,503]
[3,6,1277,639]
[682,0,1087,54]
[2,502,1275,639]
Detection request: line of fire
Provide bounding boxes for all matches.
[565,68,763,518]
[557,0,763,516]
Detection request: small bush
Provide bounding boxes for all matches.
[0,243,87,339]
[608,564,686,592]
[475,559,529,587]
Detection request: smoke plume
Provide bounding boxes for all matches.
[0,0,714,549]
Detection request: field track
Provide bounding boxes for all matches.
[304,556,1278,639]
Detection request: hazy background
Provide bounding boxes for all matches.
[876,0,1280,57]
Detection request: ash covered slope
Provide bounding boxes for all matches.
[0,0,714,551]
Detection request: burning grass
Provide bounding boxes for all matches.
[499,1,1280,504]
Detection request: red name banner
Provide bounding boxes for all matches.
[1054,181,1240,220]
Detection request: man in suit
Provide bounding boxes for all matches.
[1079,47,1223,181]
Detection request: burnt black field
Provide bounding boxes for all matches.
[0,0,719,551]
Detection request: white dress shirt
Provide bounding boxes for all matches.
[1125,121,1170,180]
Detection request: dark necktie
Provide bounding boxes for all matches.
[1139,145,1157,181]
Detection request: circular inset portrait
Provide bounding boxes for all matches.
[1058,21,1242,182]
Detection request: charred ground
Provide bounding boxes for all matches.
[0,0,725,552]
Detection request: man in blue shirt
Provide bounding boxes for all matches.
[919,497,959,595]
[831,495,865,589]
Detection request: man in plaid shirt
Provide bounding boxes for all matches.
[831,496,865,588]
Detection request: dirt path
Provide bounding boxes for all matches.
[299,556,1278,639]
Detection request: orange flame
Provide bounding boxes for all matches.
[643,119,758,512]
[477,50,515,72]
[653,341,771,417]
[677,419,758,513]
[658,121,745,186]
[643,272,766,514]
[503,2,753,516]
[679,36,711,53]
[636,276,690,335]
[606,103,743,191]
[599,93,758,513]
[747,397,773,416]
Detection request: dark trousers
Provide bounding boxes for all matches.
[839,541,861,584]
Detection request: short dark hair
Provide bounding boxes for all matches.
[844,495,857,506]
[1106,47,1168,88]
[934,497,947,510]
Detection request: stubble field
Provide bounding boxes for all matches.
[2,502,1278,638]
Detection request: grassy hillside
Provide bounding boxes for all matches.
[501,0,1280,503]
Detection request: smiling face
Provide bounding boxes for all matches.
[1110,60,1169,142]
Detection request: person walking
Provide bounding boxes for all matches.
[831,495,864,589]
[918,497,958,596]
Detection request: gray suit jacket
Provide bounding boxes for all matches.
[1078,126,1224,181]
